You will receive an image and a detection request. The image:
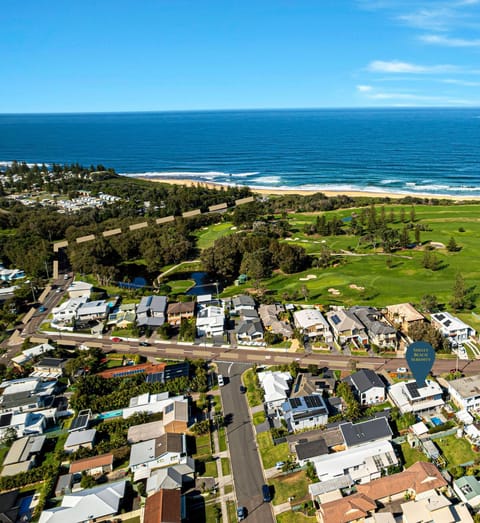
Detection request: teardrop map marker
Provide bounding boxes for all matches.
[405,340,436,388]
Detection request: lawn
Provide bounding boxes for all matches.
[218,427,227,452]
[0,446,8,465]
[226,500,237,523]
[195,434,212,458]
[399,442,429,468]
[276,512,317,523]
[256,432,290,469]
[218,204,480,310]
[253,411,266,425]
[435,435,476,466]
[205,502,223,523]
[196,222,235,250]
[202,460,218,478]
[166,278,194,294]
[242,369,264,408]
[221,457,231,476]
[269,470,310,506]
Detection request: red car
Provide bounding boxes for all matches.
[111,337,123,343]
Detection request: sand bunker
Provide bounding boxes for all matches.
[349,284,365,291]
[299,274,317,281]
[328,287,341,295]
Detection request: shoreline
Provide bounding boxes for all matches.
[138,176,480,201]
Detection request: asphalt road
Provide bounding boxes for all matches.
[218,362,274,523]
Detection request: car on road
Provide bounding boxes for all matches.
[218,374,225,387]
[139,341,151,347]
[64,274,69,280]
[240,385,247,394]
[262,484,271,502]
[111,337,123,343]
[396,367,408,374]
[237,506,247,521]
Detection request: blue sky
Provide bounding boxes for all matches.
[2,0,480,112]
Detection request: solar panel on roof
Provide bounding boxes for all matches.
[146,372,165,384]
[305,396,323,409]
[444,320,451,327]
[69,414,89,432]
[436,314,445,321]
[331,315,341,325]
[0,413,13,427]
[290,398,302,408]
[406,382,420,398]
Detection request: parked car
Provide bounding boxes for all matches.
[396,367,408,374]
[111,337,123,343]
[262,484,271,502]
[218,374,225,387]
[38,306,46,312]
[275,461,285,470]
[240,385,247,394]
[139,341,151,347]
[237,506,247,521]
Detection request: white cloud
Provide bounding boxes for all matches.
[442,77,480,85]
[420,33,480,46]
[356,84,373,91]
[367,60,458,73]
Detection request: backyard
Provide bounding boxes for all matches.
[435,435,476,466]
[269,470,310,506]
[256,431,290,469]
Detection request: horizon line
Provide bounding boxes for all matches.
[1,105,480,116]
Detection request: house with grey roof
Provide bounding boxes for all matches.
[129,433,187,474]
[39,480,126,523]
[349,306,397,349]
[326,308,368,347]
[137,295,168,327]
[258,304,293,339]
[290,371,336,398]
[236,319,264,343]
[281,395,329,432]
[1,435,45,477]
[64,429,96,454]
[339,417,392,450]
[454,475,480,508]
[295,438,329,465]
[343,369,386,406]
[232,295,256,314]
[145,458,195,494]
[76,300,110,322]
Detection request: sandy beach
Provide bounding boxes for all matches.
[140,177,480,201]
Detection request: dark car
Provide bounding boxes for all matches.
[240,385,247,394]
[237,506,247,521]
[139,341,151,347]
[262,484,271,502]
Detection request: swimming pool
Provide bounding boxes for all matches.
[18,495,34,519]
[431,416,443,426]
[97,409,123,420]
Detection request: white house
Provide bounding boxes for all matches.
[67,280,93,299]
[196,306,224,337]
[447,375,480,412]
[326,308,368,346]
[52,297,87,323]
[122,392,185,419]
[258,371,292,409]
[388,380,444,415]
[39,480,126,523]
[129,433,187,473]
[64,429,96,454]
[293,309,333,342]
[281,395,328,432]
[231,295,256,314]
[431,311,475,346]
[76,300,109,322]
[343,369,386,406]
[11,343,55,368]
[311,440,398,485]
[0,411,46,439]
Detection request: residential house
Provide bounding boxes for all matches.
[51,296,88,324]
[388,379,444,415]
[317,492,376,523]
[69,410,92,432]
[447,374,480,411]
[129,433,187,474]
[236,319,264,343]
[64,429,96,454]
[163,400,190,434]
[128,420,165,444]
[39,480,126,523]
[1,435,45,477]
[294,438,329,466]
[350,306,397,349]
[121,392,185,420]
[290,370,336,398]
[343,369,386,406]
[0,377,56,412]
[31,358,66,380]
[0,490,20,523]
[326,308,368,346]
[258,371,292,410]
[167,301,195,326]
[0,411,47,439]
[401,492,473,523]
[98,362,166,380]
[144,489,185,523]
[454,475,480,508]
[258,304,293,339]
[54,474,73,497]
[11,343,55,369]
[431,311,475,346]
[76,300,110,322]
[339,417,392,450]
[0,267,25,281]
[67,281,93,299]
[281,395,328,432]
[293,309,333,342]
[107,303,136,329]
[145,459,195,494]
[231,295,256,314]
[137,295,168,327]
[311,440,398,484]
[196,306,224,338]
[384,303,425,337]
[69,453,114,477]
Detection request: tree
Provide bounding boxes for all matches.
[447,236,460,252]
[421,294,439,313]
[1,427,17,446]
[450,273,473,311]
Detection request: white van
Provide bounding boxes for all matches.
[218,374,225,387]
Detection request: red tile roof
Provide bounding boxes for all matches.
[144,489,181,523]
[69,453,113,474]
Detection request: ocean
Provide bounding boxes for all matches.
[0,108,479,196]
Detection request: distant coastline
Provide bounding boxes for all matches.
[139,176,480,201]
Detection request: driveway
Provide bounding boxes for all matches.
[217,362,274,523]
